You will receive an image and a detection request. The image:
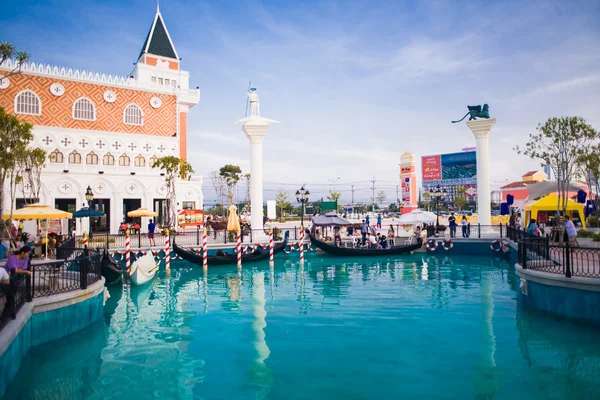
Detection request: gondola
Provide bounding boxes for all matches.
[101,248,123,285]
[308,232,422,256]
[173,231,289,266]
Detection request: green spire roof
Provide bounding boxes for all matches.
[138,11,178,60]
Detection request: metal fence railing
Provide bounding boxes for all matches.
[0,248,103,333]
[0,275,31,332]
[518,239,600,278]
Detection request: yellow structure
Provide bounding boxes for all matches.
[524,194,586,229]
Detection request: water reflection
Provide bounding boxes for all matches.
[5,255,600,400]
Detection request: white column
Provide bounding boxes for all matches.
[249,137,264,231]
[467,119,496,226]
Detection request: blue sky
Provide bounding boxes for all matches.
[2,0,599,205]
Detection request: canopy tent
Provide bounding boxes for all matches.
[526,181,585,200]
[397,209,437,225]
[72,207,105,218]
[311,213,351,227]
[523,194,586,229]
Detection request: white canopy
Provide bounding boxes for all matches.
[397,209,437,224]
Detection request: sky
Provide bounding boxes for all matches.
[1,0,599,205]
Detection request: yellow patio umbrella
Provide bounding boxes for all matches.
[227,205,241,233]
[126,207,158,218]
[3,203,72,259]
[3,203,72,220]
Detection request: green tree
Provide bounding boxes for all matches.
[152,156,194,227]
[275,189,291,221]
[579,144,600,216]
[0,107,34,233]
[21,147,46,204]
[0,42,30,84]
[516,117,598,241]
[376,190,387,206]
[219,164,242,207]
[388,202,398,213]
[454,186,468,211]
[326,190,341,202]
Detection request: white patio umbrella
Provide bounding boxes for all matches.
[397,209,437,224]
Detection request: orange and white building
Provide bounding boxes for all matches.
[0,7,202,234]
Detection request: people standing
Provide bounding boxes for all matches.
[365,215,370,226]
[387,225,395,247]
[515,214,521,228]
[461,216,469,238]
[448,212,457,238]
[564,216,579,247]
[360,220,368,245]
[377,213,382,229]
[148,219,156,247]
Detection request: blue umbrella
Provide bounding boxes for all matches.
[72,207,105,218]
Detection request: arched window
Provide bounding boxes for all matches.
[149,155,159,167]
[49,149,63,163]
[103,152,115,166]
[73,98,95,121]
[68,150,82,164]
[86,151,99,165]
[15,91,41,115]
[123,104,143,126]
[134,154,146,167]
[119,153,130,166]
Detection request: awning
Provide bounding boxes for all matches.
[311,213,351,227]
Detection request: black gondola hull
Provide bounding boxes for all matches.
[308,233,422,256]
[101,250,123,284]
[173,233,289,266]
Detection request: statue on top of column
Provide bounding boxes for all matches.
[248,88,260,117]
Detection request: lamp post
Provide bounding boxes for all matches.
[430,185,447,228]
[85,185,94,238]
[295,186,310,227]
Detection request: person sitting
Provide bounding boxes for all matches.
[379,234,388,249]
[216,249,227,257]
[333,227,342,247]
[119,222,128,234]
[133,223,141,234]
[369,233,379,249]
[3,246,32,276]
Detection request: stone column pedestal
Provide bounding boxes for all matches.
[466,118,496,226]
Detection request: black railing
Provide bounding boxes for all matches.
[507,225,547,244]
[56,236,76,259]
[518,238,600,278]
[0,275,32,332]
[31,249,102,297]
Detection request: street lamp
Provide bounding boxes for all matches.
[295,186,310,227]
[430,185,447,228]
[85,185,94,238]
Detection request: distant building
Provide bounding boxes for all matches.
[500,170,547,203]
[0,7,202,234]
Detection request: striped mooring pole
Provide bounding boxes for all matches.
[125,231,131,273]
[269,227,274,266]
[83,231,88,248]
[202,227,208,269]
[165,230,170,272]
[299,226,304,264]
[236,232,242,268]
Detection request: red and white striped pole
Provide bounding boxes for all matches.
[299,226,305,264]
[269,227,274,266]
[202,226,208,269]
[125,230,131,273]
[83,231,88,248]
[236,232,242,269]
[165,230,170,272]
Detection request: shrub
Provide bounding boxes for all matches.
[587,216,600,228]
[593,233,600,242]
[577,230,595,238]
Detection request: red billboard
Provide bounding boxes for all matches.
[421,155,441,181]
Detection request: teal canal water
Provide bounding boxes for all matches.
[4,254,600,399]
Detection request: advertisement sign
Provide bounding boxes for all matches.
[422,155,441,181]
[267,200,276,220]
[178,209,204,227]
[422,151,477,187]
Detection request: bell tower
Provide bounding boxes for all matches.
[130,5,199,159]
